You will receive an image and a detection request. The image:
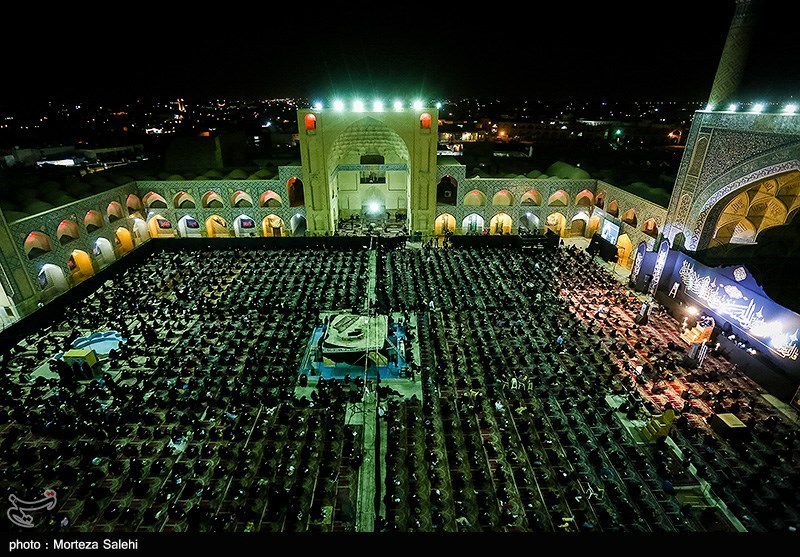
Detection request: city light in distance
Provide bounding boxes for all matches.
[333,100,344,112]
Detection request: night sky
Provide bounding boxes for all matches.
[2,1,798,104]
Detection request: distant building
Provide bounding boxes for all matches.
[80,144,144,163]
[12,146,76,167]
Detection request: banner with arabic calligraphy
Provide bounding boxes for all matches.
[649,240,671,296]
[630,242,647,284]
[668,252,800,364]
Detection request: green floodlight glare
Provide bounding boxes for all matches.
[412,100,423,111]
[435,102,442,109]
[353,99,365,112]
[333,99,345,112]
[784,103,798,114]
[313,101,323,111]
[393,100,404,112]
[373,100,384,112]
[751,103,764,113]
[727,103,738,112]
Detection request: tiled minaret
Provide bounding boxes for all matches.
[708,0,760,109]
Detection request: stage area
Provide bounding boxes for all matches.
[299,311,410,380]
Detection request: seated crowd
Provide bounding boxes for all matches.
[0,247,366,531]
[378,244,799,532]
[0,242,797,532]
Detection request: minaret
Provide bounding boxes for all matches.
[707,0,760,109]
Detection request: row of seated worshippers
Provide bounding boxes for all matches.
[1,243,798,532]
[377,244,798,532]
[0,247,369,532]
[382,246,529,311]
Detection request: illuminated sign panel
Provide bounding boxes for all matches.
[600,220,619,245]
[669,254,799,361]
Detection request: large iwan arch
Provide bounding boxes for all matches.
[325,116,411,228]
[707,170,800,248]
[664,140,800,250]
[296,107,438,235]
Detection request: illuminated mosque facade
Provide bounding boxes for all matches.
[0,0,797,371]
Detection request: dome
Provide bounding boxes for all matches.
[203,169,225,179]
[3,210,29,222]
[84,174,110,187]
[49,193,78,207]
[39,180,63,194]
[24,201,54,215]
[249,168,274,180]
[64,181,91,198]
[109,174,135,186]
[546,161,591,180]
[625,181,671,205]
[226,169,249,180]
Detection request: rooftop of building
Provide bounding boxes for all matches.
[0,158,302,221]
[438,153,675,206]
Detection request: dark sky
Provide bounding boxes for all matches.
[2,1,797,104]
